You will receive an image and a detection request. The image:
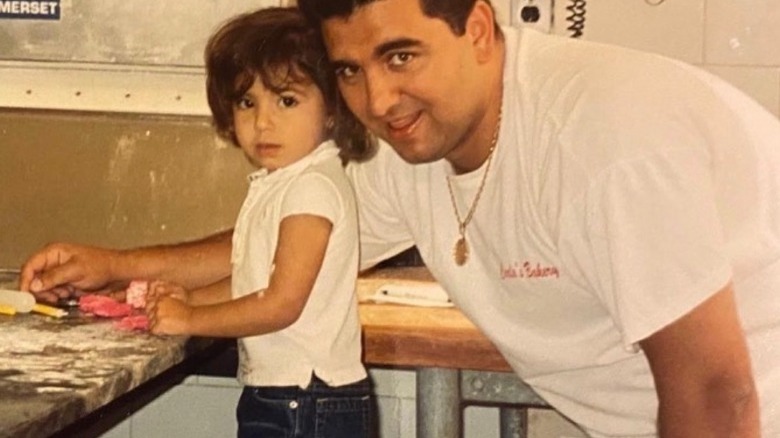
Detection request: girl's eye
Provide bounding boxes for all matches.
[279,95,298,108]
[389,52,414,67]
[236,96,253,109]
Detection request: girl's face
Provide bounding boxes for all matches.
[233,74,329,172]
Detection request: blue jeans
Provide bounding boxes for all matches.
[236,375,374,438]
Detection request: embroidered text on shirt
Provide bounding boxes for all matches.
[501,261,560,280]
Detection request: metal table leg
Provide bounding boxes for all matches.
[499,408,529,438]
[460,370,547,438]
[416,367,460,438]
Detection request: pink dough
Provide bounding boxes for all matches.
[114,314,150,331]
[125,280,148,309]
[78,281,151,331]
[79,294,133,318]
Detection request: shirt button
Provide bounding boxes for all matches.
[289,401,298,409]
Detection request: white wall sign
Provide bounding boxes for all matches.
[0,0,60,20]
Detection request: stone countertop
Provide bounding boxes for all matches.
[0,266,510,437]
[0,274,213,438]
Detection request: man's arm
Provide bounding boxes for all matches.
[118,230,233,289]
[20,230,233,301]
[639,283,760,437]
[187,277,232,306]
[147,276,232,309]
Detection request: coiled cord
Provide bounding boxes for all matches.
[565,0,586,38]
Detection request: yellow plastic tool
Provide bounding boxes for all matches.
[0,289,67,318]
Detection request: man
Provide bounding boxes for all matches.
[21,0,780,436]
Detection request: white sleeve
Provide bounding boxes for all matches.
[549,57,743,349]
[281,172,341,224]
[569,147,732,348]
[346,146,416,270]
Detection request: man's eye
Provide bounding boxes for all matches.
[335,66,358,79]
[388,52,413,67]
[279,96,298,108]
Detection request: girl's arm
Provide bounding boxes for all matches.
[148,214,331,337]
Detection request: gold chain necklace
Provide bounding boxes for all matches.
[446,107,502,266]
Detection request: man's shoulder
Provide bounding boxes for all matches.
[347,140,415,177]
[346,140,436,202]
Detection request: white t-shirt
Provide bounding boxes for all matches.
[349,27,780,436]
[232,141,366,388]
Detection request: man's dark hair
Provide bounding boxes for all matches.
[298,0,496,36]
[205,6,373,162]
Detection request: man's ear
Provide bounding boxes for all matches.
[465,0,498,63]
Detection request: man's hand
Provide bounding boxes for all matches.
[20,243,120,303]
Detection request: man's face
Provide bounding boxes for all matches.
[322,0,486,165]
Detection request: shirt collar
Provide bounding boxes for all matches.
[247,139,340,184]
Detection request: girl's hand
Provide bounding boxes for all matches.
[147,295,193,335]
[146,280,191,335]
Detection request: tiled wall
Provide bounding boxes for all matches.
[494,0,780,118]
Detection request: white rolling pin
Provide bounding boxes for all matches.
[0,289,36,312]
[0,289,66,317]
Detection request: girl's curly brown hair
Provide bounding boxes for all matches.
[205,7,374,162]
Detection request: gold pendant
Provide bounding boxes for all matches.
[454,236,469,266]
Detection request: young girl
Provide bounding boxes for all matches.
[145,7,374,438]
